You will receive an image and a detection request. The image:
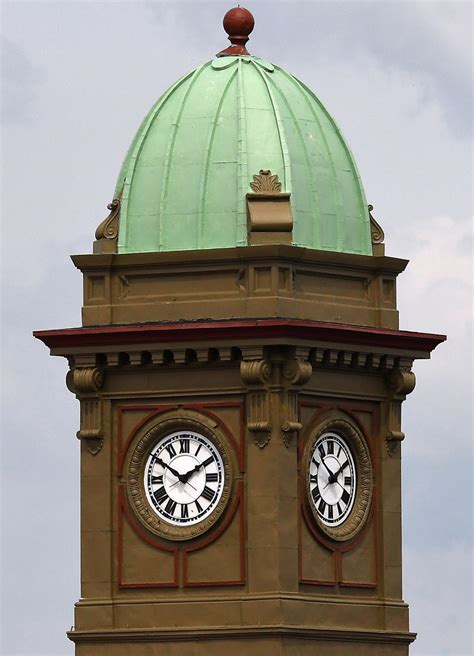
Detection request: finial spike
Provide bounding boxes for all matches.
[216,6,255,57]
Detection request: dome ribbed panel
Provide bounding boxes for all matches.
[116,57,371,255]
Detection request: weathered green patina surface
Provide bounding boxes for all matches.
[116,56,371,255]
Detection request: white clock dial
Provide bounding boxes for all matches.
[308,431,356,527]
[144,431,225,527]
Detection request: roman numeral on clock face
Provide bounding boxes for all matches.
[201,486,215,502]
[181,504,189,519]
[165,443,177,459]
[206,472,218,482]
[164,498,177,516]
[151,474,163,485]
[318,444,326,460]
[327,440,334,455]
[154,486,168,505]
[311,486,320,502]
[341,489,350,505]
[201,456,214,468]
[179,438,190,454]
[344,476,352,487]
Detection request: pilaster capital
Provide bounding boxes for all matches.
[386,368,416,396]
[240,359,272,385]
[282,359,312,386]
[67,367,105,395]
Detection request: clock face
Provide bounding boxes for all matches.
[144,431,225,527]
[308,431,356,527]
[303,419,373,542]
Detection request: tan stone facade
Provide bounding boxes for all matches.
[35,244,444,655]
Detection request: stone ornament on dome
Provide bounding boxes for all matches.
[217,6,255,57]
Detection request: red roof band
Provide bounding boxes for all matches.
[34,318,446,353]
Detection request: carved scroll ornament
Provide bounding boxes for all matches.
[72,367,105,393]
[368,204,385,245]
[240,360,271,385]
[386,368,416,396]
[282,359,312,386]
[95,198,121,240]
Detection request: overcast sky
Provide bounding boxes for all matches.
[1,1,472,655]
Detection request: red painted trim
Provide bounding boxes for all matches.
[117,402,244,476]
[182,403,245,473]
[182,482,245,587]
[34,318,446,353]
[298,402,379,588]
[118,486,179,589]
[117,404,177,476]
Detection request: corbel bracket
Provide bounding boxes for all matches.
[280,358,312,447]
[240,359,272,448]
[386,368,416,397]
[67,367,105,455]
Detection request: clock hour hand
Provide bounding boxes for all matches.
[181,461,204,483]
[331,461,348,483]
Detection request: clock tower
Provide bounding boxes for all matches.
[35,7,445,655]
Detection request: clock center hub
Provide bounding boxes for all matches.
[163,455,206,503]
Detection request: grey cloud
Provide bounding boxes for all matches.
[1,35,41,124]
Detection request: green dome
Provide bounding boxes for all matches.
[116,56,371,255]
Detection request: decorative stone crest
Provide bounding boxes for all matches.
[250,170,282,194]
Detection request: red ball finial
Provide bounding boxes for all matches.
[217,6,255,57]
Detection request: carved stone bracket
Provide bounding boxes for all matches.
[280,358,312,447]
[241,356,312,449]
[240,360,272,448]
[281,391,302,448]
[72,367,105,393]
[67,367,105,454]
[282,359,312,385]
[385,400,405,457]
[240,359,271,385]
[77,399,104,455]
[386,368,416,397]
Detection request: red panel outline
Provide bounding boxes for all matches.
[118,486,179,589]
[182,481,245,587]
[116,402,246,589]
[298,402,378,589]
[117,402,244,477]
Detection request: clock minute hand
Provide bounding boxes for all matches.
[156,456,183,481]
[321,458,335,481]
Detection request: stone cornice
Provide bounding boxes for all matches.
[67,625,417,645]
[34,318,445,355]
[71,243,409,275]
